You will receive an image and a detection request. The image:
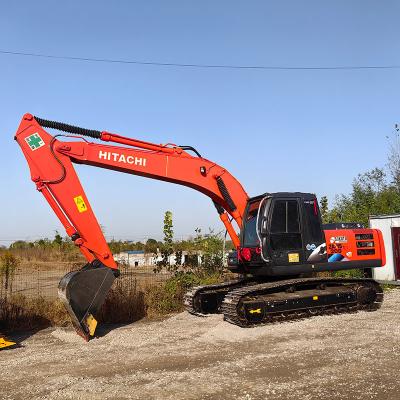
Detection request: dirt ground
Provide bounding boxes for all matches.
[1,289,400,400]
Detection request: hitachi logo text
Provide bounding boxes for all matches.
[98,151,147,167]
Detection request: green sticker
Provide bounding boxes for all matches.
[25,133,45,151]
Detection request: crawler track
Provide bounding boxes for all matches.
[221,277,383,327]
[184,279,251,315]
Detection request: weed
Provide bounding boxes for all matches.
[98,283,146,324]
[333,269,366,279]
[145,271,222,317]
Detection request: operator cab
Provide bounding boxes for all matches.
[229,192,327,275]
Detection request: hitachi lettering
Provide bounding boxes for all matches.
[98,151,147,166]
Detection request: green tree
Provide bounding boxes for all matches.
[10,240,30,250]
[326,168,400,226]
[319,196,329,223]
[53,231,63,247]
[163,211,174,246]
[192,228,224,274]
[145,238,159,254]
[155,211,174,271]
[387,124,400,191]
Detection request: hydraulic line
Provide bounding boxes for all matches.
[35,116,102,139]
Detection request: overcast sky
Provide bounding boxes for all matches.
[1,1,399,245]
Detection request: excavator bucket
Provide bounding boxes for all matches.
[58,262,117,341]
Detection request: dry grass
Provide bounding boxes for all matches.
[3,246,83,263]
[0,262,224,332]
[98,283,146,324]
[1,280,148,332]
[0,295,70,331]
[144,272,223,318]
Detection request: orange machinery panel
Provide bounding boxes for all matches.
[324,229,386,266]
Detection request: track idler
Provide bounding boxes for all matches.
[58,260,119,341]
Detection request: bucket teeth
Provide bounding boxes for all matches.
[58,262,117,340]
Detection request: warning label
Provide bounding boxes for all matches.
[74,195,88,213]
[288,253,300,263]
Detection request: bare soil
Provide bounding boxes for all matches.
[1,290,400,400]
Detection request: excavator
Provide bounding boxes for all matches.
[13,114,386,340]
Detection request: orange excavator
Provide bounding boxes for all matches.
[14,114,386,340]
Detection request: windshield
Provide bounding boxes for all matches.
[242,200,261,247]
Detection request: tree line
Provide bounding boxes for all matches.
[320,127,400,225]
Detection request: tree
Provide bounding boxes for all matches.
[326,168,400,226]
[53,231,63,247]
[145,238,159,254]
[387,124,400,191]
[163,211,174,246]
[319,196,329,223]
[196,229,224,274]
[155,211,174,271]
[9,240,30,250]
[0,252,19,296]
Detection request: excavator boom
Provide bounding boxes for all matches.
[14,113,249,339]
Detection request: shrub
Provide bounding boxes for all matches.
[145,271,222,317]
[0,252,20,297]
[0,295,69,331]
[98,283,146,324]
[333,269,365,278]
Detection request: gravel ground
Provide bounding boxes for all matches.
[1,289,400,400]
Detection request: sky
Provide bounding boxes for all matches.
[0,1,399,245]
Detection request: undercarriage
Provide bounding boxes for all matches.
[184,277,383,327]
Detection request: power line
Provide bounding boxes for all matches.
[1,49,399,71]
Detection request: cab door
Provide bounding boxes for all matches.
[301,199,327,264]
[267,198,305,266]
[392,227,400,280]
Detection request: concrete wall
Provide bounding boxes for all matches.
[114,252,154,266]
[114,252,202,266]
[370,215,400,281]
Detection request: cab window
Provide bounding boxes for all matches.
[242,200,261,247]
[270,199,302,250]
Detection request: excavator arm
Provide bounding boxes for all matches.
[14,113,249,339]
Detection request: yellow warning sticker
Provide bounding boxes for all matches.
[74,195,88,213]
[288,253,299,263]
[86,314,98,336]
[313,296,319,301]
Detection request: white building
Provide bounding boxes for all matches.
[370,214,400,282]
[113,250,203,267]
[113,250,154,267]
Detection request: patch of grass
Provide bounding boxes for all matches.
[145,271,222,317]
[0,295,69,332]
[381,284,400,292]
[333,269,365,279]
[98,283,146,324]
